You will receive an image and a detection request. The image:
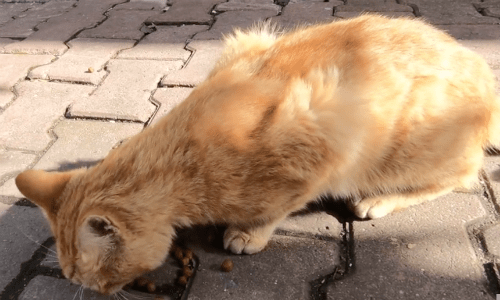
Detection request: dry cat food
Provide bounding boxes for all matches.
[170,244,195,286]
[221,258,234,272]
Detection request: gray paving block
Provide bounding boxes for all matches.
[327,193,489,299]
[0,38,15,49]
[146,0,221,24]
[117,25,209,61]
[114,0,166,11]
[2,0,125,55]
[271,2,342,30]
[184,231,340,300]
[0,81,94,151]
[0,53,54,107]
[437,24,500,40]
[161,40,224,87]
[0,148,36,183]
[34,119,143,171]
[483,223,500,258]
[194,10,278,40]
[0,178,23,204]
[277,211,342,238]
[0,1,76,39]
[411,0,500,25]
[151,87,192,125]
[0,3,35,27]
[215,0,281,14]
[484,156,500,209]
[29,38,135,85]
[78,9,160,40]
[19,276,110,300]
[0,205,52,292]
[67,59,183,122]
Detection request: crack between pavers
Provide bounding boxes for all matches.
[310,221,355,300]
[396,0,421,17]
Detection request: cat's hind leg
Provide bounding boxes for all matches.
[351,185,455,219]
[224,217,285,254]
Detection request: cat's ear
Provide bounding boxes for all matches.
[15,169,80,215]
[78,215,121,262]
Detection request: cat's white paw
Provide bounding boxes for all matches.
[223,227,268,254]
[352,199,396,219]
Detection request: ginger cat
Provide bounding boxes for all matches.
[15,15,500,295]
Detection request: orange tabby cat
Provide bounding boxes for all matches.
[15,15,500,295]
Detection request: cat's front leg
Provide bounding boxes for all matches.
[223,218,284,254]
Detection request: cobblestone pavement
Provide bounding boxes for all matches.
[1,0,500,299]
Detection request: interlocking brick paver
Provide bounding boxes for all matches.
[277,211,342,238]
[483,224,500,258]
[78,9,159,40]
[2,0,126,55]
[410,0,499,25]
[483,156,500,209]
[271,2,342,29]
[437,25,500,40]
[194,10,277,40]
[194,10,278,40]
[67,59,182,122]
[34,119,143,171]
[114,0,166,11]
[0,179,23,204]
[182,230,340,300]
[146,0,222,25]
[0,3,35,27]
[0,149,36,184]
[151,87,192,124]
[0,54,54,107]
[0,81,94,152]
[29,38,135,85]
[0,205,52,292]
[327,193,488,299]
[160,40,224,87]
[0,203,10,215]
[334,2,413,19]
[117,25,208,61]
[215,0,281,14]
[0,1,76,39]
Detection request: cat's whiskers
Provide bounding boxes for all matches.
[11,223,57,256]
[120,290,148,300]
[72,286,82,300]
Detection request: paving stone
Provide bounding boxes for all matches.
[78,9,159,40]
[2,0,125,55]
[215,0,281,14]
[151,87,192,124]
[0,202,10,215]
[437,25,500,40]
[483,156,500,209]
[195,10,278,41]
[0,178,23,204]
[34,119,143,171]
[0,38,15,49]
[19,276,110,300]
[334,2,413,18]
[114,0,166,11]
[0,81,94,152]
[277,211,342,239]
[146,0,222,25]
[271,2,342,29]
[181,228,340,300]
[0,205,52,292]
[29,38,134,85]
[459,40,500,70]
[0,1,76,39]
[161,40,224,87]
[67,59,182,122]
[410,0,499,25]
[483,223,500,258]
[327,193,488,299]
[0,3,35,27]
[117,25,208,61]
[0,53,54,107]
[0,148,36,184]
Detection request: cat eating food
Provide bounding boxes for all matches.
[15,15,500,295]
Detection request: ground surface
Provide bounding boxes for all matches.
[1,0,500,299]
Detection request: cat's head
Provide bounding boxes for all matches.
[15,169,172,295]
